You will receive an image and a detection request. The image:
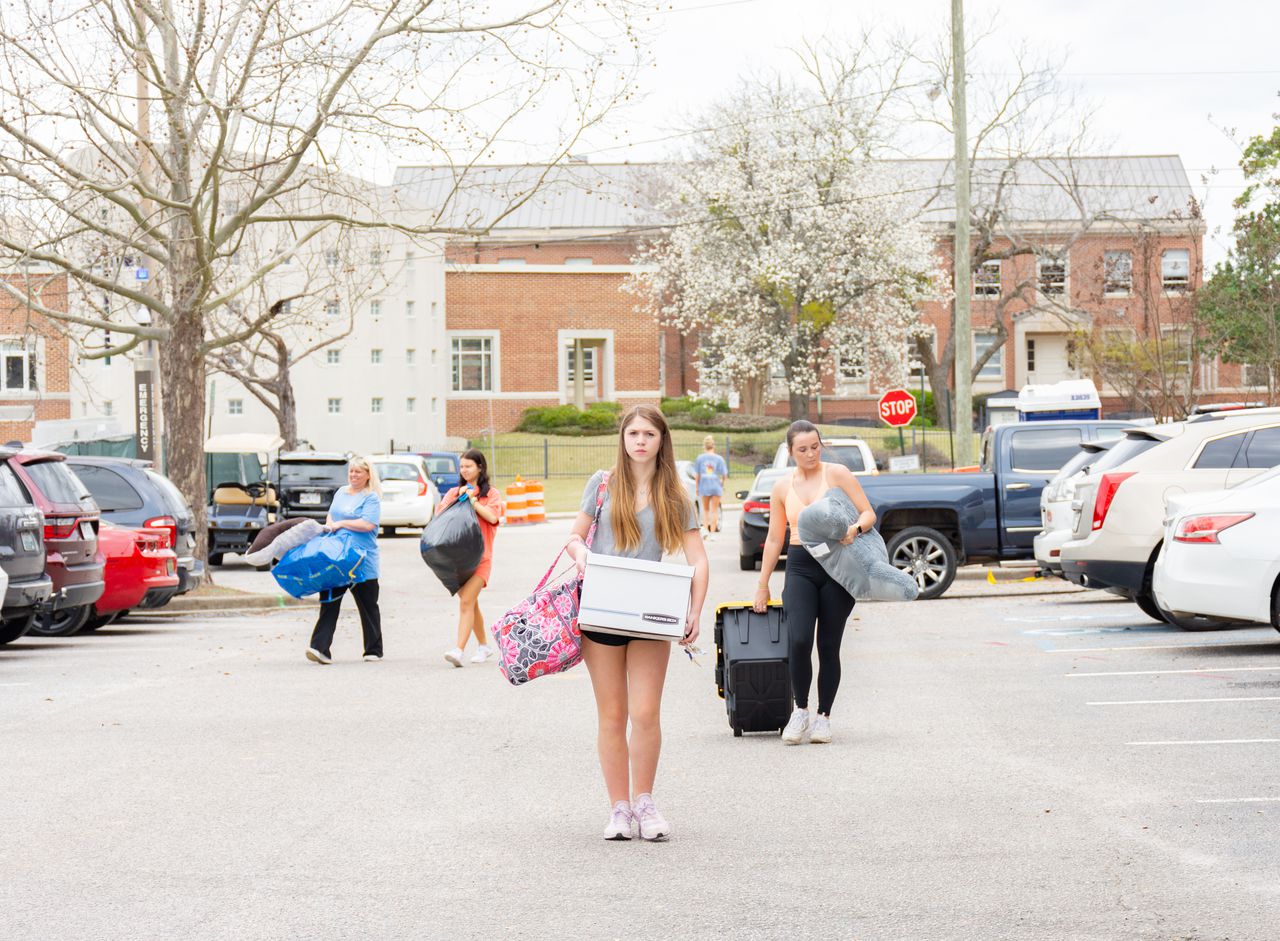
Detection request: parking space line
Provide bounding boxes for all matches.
[1128,738,1280,746]
[1049,641,1275,654]
[1066,666,1280,677]
[1196,797,1280,804]
[1088,696,1280,706]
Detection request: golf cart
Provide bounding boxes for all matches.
[204,433,282,566]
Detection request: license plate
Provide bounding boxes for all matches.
[299,492,322,505]
[80,521,95,539]
[20,532,36,552]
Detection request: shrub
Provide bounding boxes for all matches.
[661,394,730,417]
[588,400,622,415]
[577,408,619,431]
[517,403,620,435]
[909,389,938,427]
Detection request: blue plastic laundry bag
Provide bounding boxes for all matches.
[272,530,368,599]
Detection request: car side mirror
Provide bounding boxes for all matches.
[875,461,884,471]
[734,490,748,500]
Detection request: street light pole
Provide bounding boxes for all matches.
[951,0,975,464]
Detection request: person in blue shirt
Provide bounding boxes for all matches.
[693,435,728,539]
[305,456,384,664]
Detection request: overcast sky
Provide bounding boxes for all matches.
[577,0,1280,268]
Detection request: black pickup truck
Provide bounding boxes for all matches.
[858,420,1134,599]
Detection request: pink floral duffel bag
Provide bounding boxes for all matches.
[492,473,607,686]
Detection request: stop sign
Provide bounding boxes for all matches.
[877,388,917,427]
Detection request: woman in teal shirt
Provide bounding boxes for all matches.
[306,457,384,664]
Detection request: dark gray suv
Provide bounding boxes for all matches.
[0,449,51,644]
[64,457,204,601]
[275,452,349,521]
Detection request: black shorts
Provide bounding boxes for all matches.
[582,629,634,647]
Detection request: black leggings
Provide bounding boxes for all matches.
[782,545,855,716]
[309,579,383,658]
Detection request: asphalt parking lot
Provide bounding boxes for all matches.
[2,513,1278,940]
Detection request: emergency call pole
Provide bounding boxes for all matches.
[951,0,975,466]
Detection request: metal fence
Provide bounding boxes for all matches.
[466,428,963,479]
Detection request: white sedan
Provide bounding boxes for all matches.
[371,454,439,536]
[1152,464,1280,630]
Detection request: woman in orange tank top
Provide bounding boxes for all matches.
[754,420,875,745]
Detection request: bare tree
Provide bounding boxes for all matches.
[0,0,648,551]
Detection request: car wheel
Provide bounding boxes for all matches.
[886,526,957,600]
[739,553,757,571]
[1157,606,1240,631]
[28,604,93,637]
[81,611,120,632]
[1133,591,1167,623]
[0,614,35,645]
[209,553,224,567]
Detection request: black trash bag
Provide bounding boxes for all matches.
[420,498,485,595]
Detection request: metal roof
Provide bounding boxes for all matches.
[391,155,1198,234]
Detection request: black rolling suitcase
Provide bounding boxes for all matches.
[714,602,792,737]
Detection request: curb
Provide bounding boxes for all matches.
[146,593,316,615]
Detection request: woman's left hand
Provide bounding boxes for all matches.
[682,615,700,647]
[840,524,859,545]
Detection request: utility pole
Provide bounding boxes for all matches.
[135,47,161,465]
[951,0,975,464]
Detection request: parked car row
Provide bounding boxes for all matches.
[1034,407,1280,631]
[0,452,201,645]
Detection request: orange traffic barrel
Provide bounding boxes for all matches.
[525,480,546,523]
[505,477,528,524]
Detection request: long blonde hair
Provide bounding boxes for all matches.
[609,405,690,554]
[348,455,382,497]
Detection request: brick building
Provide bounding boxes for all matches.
[395,156,1229,436]
[0,272,72,442]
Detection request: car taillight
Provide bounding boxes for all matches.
[1091,472,1135,531]
[44,516,78,540]
[417,476,429,497]
[144,515,177,549]
[743,499,771,516]
[1173,512,1255,544]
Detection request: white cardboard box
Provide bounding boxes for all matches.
[579,551,694,641]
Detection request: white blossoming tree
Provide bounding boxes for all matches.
[630,48,945,419]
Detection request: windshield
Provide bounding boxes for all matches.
[280,462,348,485]
[786,444,866,472]
[375,462,420,482]
[1089,435,1164,475]
[146,470,193,516]
[424,457,457,475]
[27,460,93,505]
[750,470,789,495]
[1051,447,1105,485]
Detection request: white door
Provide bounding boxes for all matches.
[1026,335,1077,384]
[565,342,601,403]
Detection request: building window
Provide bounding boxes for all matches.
[565,343,597,383]
[278,299,293,315]
[370,349,383,365]
[371,397,383,414]
[496,258,526,266]
[973,260,1001,298]
[431,301,438,323]
[1103,250,1133,296]
[974,331,1004,381]
[0,341,36,392]
[565,257,594,267]
[405,251,415,271]
[1160,327,1192,370]
[407,396,417,414]
[1037,256,1067,297]
[1245,362,1272,387]
[228,399,243,415]
[406,348,416,366]
[103,400,113,417]
[370,248,383,266]
[326,349,340,365]
[838,344,866,382]
[406,300,415,318]
[451,336,494,392]
[431,397,438,414]
[370,300,382,318]
[324,249,340,267]
[327,398,342,414]
[1026,337,1036,373]
[430,349,437,367]
[1162,249,1190,293]
[324,299,341,318]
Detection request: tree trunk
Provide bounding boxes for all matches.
[161,296,209,565]
[275,337,299,449]
[740,371,767,416]
[788,390,810,421]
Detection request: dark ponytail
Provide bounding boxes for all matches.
[786,420,823,453]
[460,448,491,498]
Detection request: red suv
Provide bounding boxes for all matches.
[10,452,105,636]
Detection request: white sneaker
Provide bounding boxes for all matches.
[470,644,495,664]
[444,647,464,668]
[781,708,810,745]
[306,648,332,665]
[603,801,634,841]
[363,654,382,662]
[632,794,670,842]
[809,714,832,744]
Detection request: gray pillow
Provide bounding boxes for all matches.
[796,488,919,602]
[243,518,325,566]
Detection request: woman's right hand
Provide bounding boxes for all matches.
[752,585,770,613]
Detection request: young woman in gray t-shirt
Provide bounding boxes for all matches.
[565,404,708,842]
